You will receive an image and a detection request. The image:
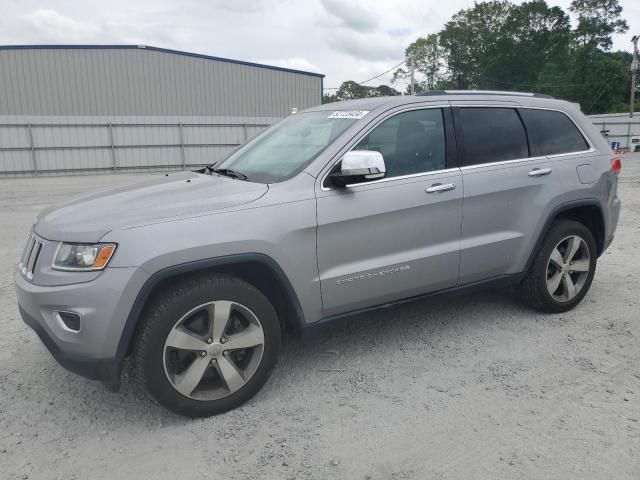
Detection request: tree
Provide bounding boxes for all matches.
[326,0,632,113]
[439,1,514,88]
[437,1,571,90]
[570,0,628,51]
[392,34,445,91]
[323,81,401,103]
[559,0,629,113]
[486,1,571,90]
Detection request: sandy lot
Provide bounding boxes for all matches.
[1,158,639,480]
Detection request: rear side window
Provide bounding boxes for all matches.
[520,109,589,156]
[458,108,529,165]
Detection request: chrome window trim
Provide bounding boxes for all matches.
[320,104,450,192]
[320,103,597,190]
[452,104,595,169]
[336,167,461,189]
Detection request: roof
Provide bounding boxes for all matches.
[308,91,572,114]
[0,44,325,78]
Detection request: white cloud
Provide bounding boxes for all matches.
[320,0,379,32]
[0,0,637,92]
[326,30,402,62]
[254,57,322,73]
[22,9,101,42]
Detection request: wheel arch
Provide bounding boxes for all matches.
[116,253,305,361]
[524,199,605,273]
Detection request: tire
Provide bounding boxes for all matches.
[519,219,597,313]
[134,273,281,417]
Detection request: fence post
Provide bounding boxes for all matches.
[179,122,186,168]
[243,122,248,143]
[27,124,37,176]
[109,123,117,172]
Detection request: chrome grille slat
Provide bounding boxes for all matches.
[20,235,35,268]
[19,233,44,280]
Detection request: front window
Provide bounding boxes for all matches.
[216,111,360,183]
[354,108,446,178]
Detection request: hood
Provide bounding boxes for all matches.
[34,171,268,242]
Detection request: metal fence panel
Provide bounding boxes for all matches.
[0,116,274,176]
[36,148,113,172]
[0,125,29,149]
[0,150,31,172]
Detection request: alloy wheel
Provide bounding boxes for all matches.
[163,300,265,401]
[545,235,591,302]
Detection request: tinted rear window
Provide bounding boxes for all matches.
[458,108,529,165]
[520,109,589,156]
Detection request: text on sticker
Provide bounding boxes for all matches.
[328,110,369,119]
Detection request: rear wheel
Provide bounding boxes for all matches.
[519,220,597,313]
[135,273,281,417]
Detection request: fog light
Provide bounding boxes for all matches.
[55,311,82,332]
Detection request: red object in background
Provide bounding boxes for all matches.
[611,158,622,175]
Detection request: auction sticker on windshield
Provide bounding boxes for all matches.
[328,110,369,119]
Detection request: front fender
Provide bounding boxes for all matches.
[113,253,306,363]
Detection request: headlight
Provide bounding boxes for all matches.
[52,243,117,271]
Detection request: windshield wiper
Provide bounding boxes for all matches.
[211,168,248,181]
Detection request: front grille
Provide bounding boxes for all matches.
[18,233,44,280]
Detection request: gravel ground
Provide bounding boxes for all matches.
[1,158,639,480]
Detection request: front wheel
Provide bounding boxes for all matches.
[135,274,281,417]
[519,220,597,313]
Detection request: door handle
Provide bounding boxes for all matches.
[528,167,552,177]
[425,183,456,193]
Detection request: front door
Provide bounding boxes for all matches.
[315,107,463,317]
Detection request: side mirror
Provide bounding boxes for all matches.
[329,150,386,187]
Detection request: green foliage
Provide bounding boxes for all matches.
[323,81,401,103]
[392,0,631,114]
[570,0,628,50]
[439,1,514,89]
[392,34,445,90]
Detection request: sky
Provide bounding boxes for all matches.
[0,0,638,92]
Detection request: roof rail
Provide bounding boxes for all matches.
[417,90,554,99]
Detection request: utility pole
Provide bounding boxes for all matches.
[630,35,639,119]
[409,54,415,96]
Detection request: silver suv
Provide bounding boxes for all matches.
[14,91,622,416]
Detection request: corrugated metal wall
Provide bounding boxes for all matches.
[0,46,323,175]
[588,113,640,151]
[0,115,279,175]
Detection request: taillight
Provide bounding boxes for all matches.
[611,158,622,175]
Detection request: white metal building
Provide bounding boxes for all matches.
[0,45,324,176]
[587,112,640,152]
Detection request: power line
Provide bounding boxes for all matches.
[323,59,406,90]
[359,59,406,85]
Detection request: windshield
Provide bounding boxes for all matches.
[215,111,359,183]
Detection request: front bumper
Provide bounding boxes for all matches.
[19,305,120,381]
[15,266,149,383]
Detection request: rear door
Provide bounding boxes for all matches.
[452,104,555,283]
[315,106,463,317]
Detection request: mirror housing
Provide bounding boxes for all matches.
[329,150,386,187]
